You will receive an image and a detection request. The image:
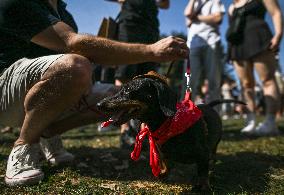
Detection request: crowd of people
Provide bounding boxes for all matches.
[0,0,283,186]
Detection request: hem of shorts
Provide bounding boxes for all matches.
[40,54,65,77]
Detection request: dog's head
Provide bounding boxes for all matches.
[97,71,177,126]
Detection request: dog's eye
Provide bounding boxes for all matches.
[146,94,152,99]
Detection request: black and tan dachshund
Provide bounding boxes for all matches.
[97,71,245,192]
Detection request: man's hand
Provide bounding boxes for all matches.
[148,36,189,62]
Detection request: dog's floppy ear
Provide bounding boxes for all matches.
[152,80,177,117]
[133,71,176,116]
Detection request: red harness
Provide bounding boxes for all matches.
[130,91,202,177]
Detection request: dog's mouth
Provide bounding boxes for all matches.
[111,106,141,125]
[98,100,148,126]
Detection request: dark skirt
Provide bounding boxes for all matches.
[228,18,273,61]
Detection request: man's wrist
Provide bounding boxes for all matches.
[145,44,156,62]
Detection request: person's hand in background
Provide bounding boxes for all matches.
[269,35,282,52]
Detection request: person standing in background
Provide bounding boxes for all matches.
[184,0,225,108]
[227,0,283,136]
[108,0,170,149]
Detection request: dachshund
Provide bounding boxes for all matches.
[97,71,245,192]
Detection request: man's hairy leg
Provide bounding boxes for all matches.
[44,86,119,137]
[14,54,93,146]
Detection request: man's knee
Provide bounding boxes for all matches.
[45,54,93,87]
[62,54,92,84]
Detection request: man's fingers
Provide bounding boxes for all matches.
[169,38,189,50]
[152,36,189,62]
[168,38,189,59]
[169,47,189,59]
[178,42,189,50]
[170,37,187,46]
[172,36,186,43]
[165,36,187,45]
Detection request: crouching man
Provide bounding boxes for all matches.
[0,0,188,186]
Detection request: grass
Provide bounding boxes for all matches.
[0,117,284,194]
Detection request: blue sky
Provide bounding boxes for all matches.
[67,0,284,72]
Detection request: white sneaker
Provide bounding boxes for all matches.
[40,135,74,165]
[254,121,280,136]
[5,144,44,186]
[241,119,256,134]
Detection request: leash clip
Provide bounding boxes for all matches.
[185,72,191,92]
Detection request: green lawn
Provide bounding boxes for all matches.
[1,118,284,194]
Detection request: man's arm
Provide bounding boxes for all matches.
[156,0,170,9]
[31,22,188,66]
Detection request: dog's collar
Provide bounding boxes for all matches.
[131,98,202,177]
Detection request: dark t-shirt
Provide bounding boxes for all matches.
[118,0,159,43]
[0,0,78,72]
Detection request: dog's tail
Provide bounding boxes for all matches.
[207,99,246,107]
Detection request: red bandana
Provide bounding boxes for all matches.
[130,93,202,177]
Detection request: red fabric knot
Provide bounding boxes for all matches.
[101,119,114,128]
[131,97,202,177]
